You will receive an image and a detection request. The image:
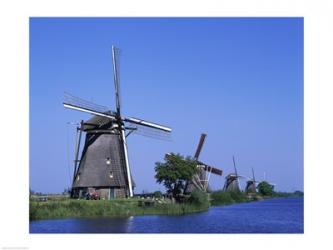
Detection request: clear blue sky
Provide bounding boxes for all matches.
[30,17,303,193]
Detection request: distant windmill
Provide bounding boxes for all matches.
[223,156,245,192]
[165,133,223,193]
[64,46,172,199]
[188,133,223,192]
[245,168,258,193]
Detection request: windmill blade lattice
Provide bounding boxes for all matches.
[64,92,112,114]
[126,122,172,141]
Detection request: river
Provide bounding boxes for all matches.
[30,197,303,233]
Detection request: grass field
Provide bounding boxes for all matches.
[210,191,255,206]
[30,190,301,220]
[29,197,209,221]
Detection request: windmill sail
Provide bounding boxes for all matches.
[63,93,171,133]
[127,122,172,141]
[64,92,117,121]
[64,92,111,114]
[201,163,223,176]
[125,117,171,132]
[194,133,207,160]
[112,46,121,115]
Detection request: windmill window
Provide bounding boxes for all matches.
[109,171,114,179]
[106,157,111,165]
[76,173,80,181]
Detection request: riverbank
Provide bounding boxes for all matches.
[29,198,208,221]
[30,197,303,233]
[209,190,303,206]
[210,191,257,206]
[30,191,303,221]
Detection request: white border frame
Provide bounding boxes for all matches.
[1,0,332,249]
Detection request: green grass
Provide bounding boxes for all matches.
[33,190,288,220]
[30,189,301,221]
[209,190,303,207]
[272,191,304,198]
[29,197,209,221]
[210,191,252,206]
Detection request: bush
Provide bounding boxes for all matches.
[210,191,249,206]
[229,191,247,202]
[258,181,274,196]
[210,191,234,205]
[153,191,163,198]
[29,202,38,221]
[188,190,209,207]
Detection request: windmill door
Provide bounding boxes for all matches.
[109,188,116,199]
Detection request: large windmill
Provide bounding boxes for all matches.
[166,133,223,193]
[64,46,172,199]
[245,168,258,193]
[223,156,244,192]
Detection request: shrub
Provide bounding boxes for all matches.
[258,181,274,196]
[29,202,38,221]
[188,190,209,207]
[229,191,247,202]
[210,191,234,205]
[153,191,163,198]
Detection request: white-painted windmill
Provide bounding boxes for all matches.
[64,46,172,199]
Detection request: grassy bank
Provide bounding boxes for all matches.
[271,191,304,198]
[31,190,301,221]
[210,191,256,206]
[30,196,209,221]
[210,190,303,207]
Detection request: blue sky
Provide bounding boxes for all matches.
[30,17,303,193]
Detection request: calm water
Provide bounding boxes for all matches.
[30,197,303,233]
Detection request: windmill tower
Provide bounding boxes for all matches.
[64,46,172,199]
[223,156,244,192]
[166,133,223,193]
[245,168,257,193]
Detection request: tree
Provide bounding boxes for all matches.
[153,191,163,198]
[155,153,197,198]
[258,181,274,196]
